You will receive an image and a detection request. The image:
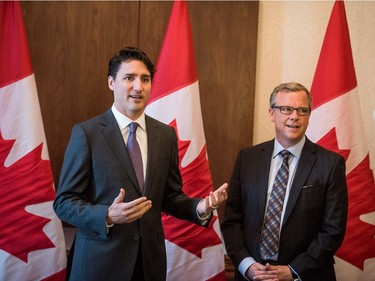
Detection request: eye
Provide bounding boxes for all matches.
[124,76,134,81]
[281,106,294,114]
[298,108,311,115]
[141,76,151,83]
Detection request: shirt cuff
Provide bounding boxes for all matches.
[288,265,302,281]
[106,221,114,234]
[238,257,256,280]
[197,210,211,224]
[196,199,212,224]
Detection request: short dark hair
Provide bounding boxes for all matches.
[108,46,156,80]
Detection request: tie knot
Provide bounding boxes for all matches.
[280,150,291,161]
[129,122,139,133]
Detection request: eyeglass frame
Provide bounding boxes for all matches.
[272,105,311,116]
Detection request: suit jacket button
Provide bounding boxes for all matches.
[133,233,140,240]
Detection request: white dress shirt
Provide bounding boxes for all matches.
[111,104,147,181]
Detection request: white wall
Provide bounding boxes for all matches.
[254,0,375,170]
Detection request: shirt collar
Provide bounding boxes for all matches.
[273,136,306,159]
[111,104,146,131]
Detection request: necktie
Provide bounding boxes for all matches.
[260,149,291,260]
[127,122,144,191]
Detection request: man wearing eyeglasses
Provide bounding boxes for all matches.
[221,82,348,281]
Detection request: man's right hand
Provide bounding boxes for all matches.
[107,188,152,224]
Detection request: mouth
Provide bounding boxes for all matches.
[286,124,300,129]
[129,94,143,100]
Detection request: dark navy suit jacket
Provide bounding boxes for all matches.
[54,109,205,281]
[221,138,348,281]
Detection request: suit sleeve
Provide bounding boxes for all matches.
[53,124,109,240]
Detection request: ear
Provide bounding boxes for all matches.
[108,76,114,91]
[269,107,275,122]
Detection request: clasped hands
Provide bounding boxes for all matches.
[247,262,293,281]
[106,183,228,225]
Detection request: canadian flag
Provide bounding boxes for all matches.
[145,1,226,280]
[306,1,375,280]
[0,2,66,280]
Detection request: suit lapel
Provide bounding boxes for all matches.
[258,141,274,215]
[283,138,317,224]
[99,110,141,194]
[143,116,160,196]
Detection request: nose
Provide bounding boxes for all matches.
[133,78,143,92]
[289,109,299,119]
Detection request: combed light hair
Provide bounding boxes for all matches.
[269,82,312,108]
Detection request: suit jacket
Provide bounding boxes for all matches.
[221,138,348,281]
[53,109,205,281]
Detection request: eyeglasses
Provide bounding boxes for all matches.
[272,105,311,116]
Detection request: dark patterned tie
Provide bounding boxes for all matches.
[260,150,291,260]
[128,122,144,191]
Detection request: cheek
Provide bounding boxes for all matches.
[300,118,309,128]
[143,86,151,98]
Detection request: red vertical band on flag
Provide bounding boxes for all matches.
[146,1,225,280]
[148,1,198,105]
[0,1,66,280]
[310,0,357,110]
[310,0,375,275]
[0,1,33,88]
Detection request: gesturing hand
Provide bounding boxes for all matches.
[107,188,152,224]
[197,183,228,216]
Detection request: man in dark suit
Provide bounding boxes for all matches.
[221,82,348,281]
[53,47,228,281]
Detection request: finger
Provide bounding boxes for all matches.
[138,199,152,209]
[214,189,226,205]
[209,192,220,210]
[217,183,228,192]
[114,188,125,203]
[125,200,152,222]
[213,184,228,200]
[206,196,212,213]
[221,189,228,200]
[208,192,216,206]
[126,196,149,208]
[215,189,226,202]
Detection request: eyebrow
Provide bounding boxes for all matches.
[124,73,151,78]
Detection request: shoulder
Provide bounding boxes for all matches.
[145,115,175,135]
[305,138,344,160]
[302,138,346,172]
[232,140,274,168]
[78,109,113,126]
[72,110,114,131]
[239,139,274,156]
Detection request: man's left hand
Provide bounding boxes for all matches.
[268,265,293,281]
[197,183,228,216]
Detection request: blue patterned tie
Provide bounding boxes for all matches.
[260,150,291,260]
[128,122,144,191]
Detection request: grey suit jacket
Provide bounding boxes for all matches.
[221,138,348,281]
[53,109,205,281]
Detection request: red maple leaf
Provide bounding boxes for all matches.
[0,132,56,263]
[162,119,222,258]
[317,128,375,270]
[316,128,350,161]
